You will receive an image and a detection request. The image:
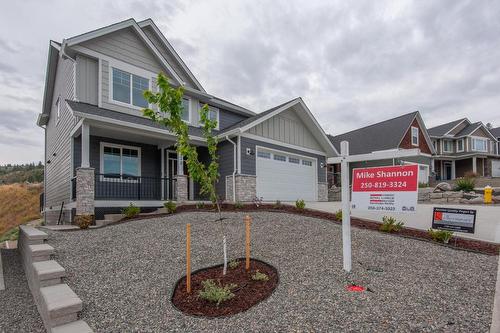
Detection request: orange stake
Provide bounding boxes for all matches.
[186,223,191,293]
[245,215,251,270]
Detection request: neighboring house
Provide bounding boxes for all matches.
[428,119,500,180]
[491,127,500,177]
[37,18,337,224]
[327,111,435,185]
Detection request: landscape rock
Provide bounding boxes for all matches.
[430,198,448,204]
[463,192,480,200]
[468,197,484,204]
[459,198,471,204]
[443,191,463,199]
[434,182,452,192]
[492,196,500,203]
[430,193,443,199]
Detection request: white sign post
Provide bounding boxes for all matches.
[335,142,423,273]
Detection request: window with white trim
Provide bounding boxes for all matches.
[55,97,61,125]
[471,137,487,152]
[273,154,286,162]
[257,151,271,159]
[181,98,190,122]
[198,103,219,129]
[411,126,419,146]
[456,139,464,152]
[432,140,437,151]
[443,140,453,153]
[289,157,300,164]
[112,68,149,108]
[101,143,141,179]
[302,160,312,166]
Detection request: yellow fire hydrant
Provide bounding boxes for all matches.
[484,185,493,204]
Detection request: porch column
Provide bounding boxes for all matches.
[175,153,188,201]
[177,154,184,175]
[76,167,95,217]
[81,122,90,168]
[451,160,456,179]
[472,157,477,174]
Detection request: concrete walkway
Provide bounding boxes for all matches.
[293,201,500,243]
[0,250,4,291]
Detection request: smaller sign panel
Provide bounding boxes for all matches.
[432,207,476,233]
[351,165,418,213]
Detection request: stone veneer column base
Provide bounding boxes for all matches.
[226,174,257,202]
[76,167,95,217]
[318,182,328,202]
[175,175,189,202]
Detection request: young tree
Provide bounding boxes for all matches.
[142,73,222,218]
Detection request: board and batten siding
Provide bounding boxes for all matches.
[45,56,77,209]
[247,108,323,151]
[76,54,98,105]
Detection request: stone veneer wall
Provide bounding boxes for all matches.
[226,174,257,202]
[318,183,328,202]
[175,175,189,202]
[76,167,95,216]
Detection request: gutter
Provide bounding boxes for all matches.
[61,39,77,101]
[226,136,237,202]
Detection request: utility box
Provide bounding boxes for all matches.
[484,185,493,204]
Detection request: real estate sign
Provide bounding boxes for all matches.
[432,207,476,233]
[351,165,418,213]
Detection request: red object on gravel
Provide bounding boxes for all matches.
[347,285,366,292]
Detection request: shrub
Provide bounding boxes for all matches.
[122,203,140,218]
[251,270,269,281]
[418,182,429,188]
[0,226,19,242]
[455,177,475,192]
[164,200,177,214]
[198,279,237,306]
[428,229,454,243]
[379,216,404,233]
[295,199,306,210]
[234,201,244,209]
[273,200,282,209]
[334,209,342,221]
[229,259,240,269]
[75,214,93,229]
[196,202,205,209]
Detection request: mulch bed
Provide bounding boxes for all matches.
[171,258,278,317]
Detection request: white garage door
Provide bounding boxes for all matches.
[256,148,317,201]
[493,160,500,177]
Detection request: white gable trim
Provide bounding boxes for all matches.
[443,118,470,136]
[137,19,206,93]
[65,19,184,86]
[397,112,436,155]
[469,123,498,141]
[242,133,327,156]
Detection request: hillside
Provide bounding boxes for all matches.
[0,162,44,184]
[0,183,42,240]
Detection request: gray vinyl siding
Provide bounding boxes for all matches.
[75,54,98,104]
[216,141,236,197]
[80,27,164,74]
[219,109,248,130]
[247,108,323,151]
[44,56,77,209]
[240,137,327,183]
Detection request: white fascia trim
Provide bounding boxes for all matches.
[137,19,206,93]
[443,118,470,136]
[469,124,498,141]
[65,19,184,85]
[241,133,327,156]
[70,118,84,137]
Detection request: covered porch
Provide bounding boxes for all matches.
[434,156,486,180]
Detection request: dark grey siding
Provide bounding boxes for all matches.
[73,135,81,175]
[216,141,237,197]
[218,109,248,131]
[192,146,211,201]
[240,137,327,183]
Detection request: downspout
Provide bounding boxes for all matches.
[61,39,77,101]
[226,136,237,202]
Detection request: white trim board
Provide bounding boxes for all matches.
[241,133,327,156]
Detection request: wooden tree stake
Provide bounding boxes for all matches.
[245,215,251,270]
[186,223,191,293]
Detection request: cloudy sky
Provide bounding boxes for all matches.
[1,0,500,164]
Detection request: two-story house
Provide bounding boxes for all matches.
[487,126,500,178]
[37,18,337,224]
[428,119,499,180]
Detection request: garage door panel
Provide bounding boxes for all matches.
[493,160,500,177]
[256,148,316,201]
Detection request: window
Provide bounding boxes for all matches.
[55,97,61,125]
[101,143,141,179]
[273,154,286,162]
[208,106,219,129]
[181,98,190,122]
[432,140,437,151]
[257,151,271,159]
[471,137,487,152]
[112,68,149,108]
[289,157,300,164]
[456,139,464,152]
[411,126,419,146]
[443,140,453,153]
[302,160,312,166]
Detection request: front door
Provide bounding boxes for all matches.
[444,162,452,180]
[166,151,178,199]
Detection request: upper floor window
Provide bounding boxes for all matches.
[443,140,453,153]
[456,139,464,152]
[411,126,419,146]
[471,137,487,152]
[181,98,190,122]
[112,68,149,108]
[432,140,437,151]
[198,103,219,129]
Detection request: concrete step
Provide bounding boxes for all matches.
[95,219,113,227]
[103,213,125,222]
[52,320,93,333]
[28,244,55,262]
[40,284,82,327]
[33,260,66,287]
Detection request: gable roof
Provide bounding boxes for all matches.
[219,98,338,157]
[427,118,469,137]
[37,41,61,126]
[490,127,500,138]
[328,111,432,155]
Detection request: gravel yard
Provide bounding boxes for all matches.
[0,249,45,333]
[47,212,498,332]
